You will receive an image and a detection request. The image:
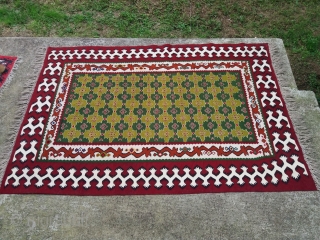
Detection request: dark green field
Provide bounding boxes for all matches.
[0,0,319,102]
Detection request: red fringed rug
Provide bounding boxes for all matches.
[0,56,17,89]
[0,43,317,195]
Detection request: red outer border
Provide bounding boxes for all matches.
[0,43,317,195]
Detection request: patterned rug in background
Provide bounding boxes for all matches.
[0,44,317,195]
[0,56,17,89]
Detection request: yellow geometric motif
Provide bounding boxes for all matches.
[57,71,255,143]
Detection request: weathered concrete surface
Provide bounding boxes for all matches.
[0,38,319,240]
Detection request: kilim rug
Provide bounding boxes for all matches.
[0,43,318,195]
[0,55,17,89]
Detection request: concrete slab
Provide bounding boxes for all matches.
[0,38,319,240]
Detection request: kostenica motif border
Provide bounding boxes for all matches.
[0,43,317,195]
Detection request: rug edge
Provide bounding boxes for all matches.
[0,48,47,187]
[0,56,21,185]
[269,40,320,190]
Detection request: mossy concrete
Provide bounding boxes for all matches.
[0,38,319,240]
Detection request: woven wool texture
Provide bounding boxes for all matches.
[0,43,317,195]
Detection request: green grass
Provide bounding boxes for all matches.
[0,0,319,103]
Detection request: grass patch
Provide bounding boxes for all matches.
[0,0,319,103]
[308,73,320,103]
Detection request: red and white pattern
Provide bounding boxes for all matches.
[0,43,317,195]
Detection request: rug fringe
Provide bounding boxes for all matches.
[281,88,320,190]
[0,46,47,187]
[269,41,320,190]
[268,41,295,89]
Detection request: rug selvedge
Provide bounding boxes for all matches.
[0,44,317,195]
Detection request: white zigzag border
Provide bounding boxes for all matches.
[47,45,268,60]
[5,155,307,189]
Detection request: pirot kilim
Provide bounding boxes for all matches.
[0,44,317,195]
[0,55,17,89]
